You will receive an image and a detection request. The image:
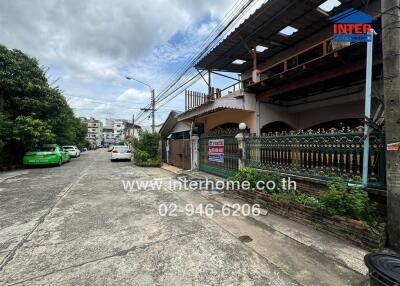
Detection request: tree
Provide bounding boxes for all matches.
[130,130,161,165]
[0,44,88,165]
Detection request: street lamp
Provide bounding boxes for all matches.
[125,76,155,133]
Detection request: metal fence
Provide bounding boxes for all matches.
[245,128,386,188]
[199,135,239,178]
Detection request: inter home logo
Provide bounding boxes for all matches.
[329,8,374,42]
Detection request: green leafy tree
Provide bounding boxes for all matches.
[130,130,160,165]
[12,115,55,146]
[0,44,88,165]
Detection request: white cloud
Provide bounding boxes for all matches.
[94,103,115,115]
[0,0,240,123]
[117,89,150,104]
[0,0,234,83]
[68,97,96,110]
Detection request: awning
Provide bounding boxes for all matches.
[195,0,366,73]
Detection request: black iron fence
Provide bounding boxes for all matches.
[245,128,386,188]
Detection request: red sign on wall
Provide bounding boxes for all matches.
[208,139,224,163]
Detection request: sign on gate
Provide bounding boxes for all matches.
[208,139,224,163]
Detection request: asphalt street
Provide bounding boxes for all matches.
[0,149,366,285]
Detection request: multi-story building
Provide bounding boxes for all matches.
[105,118,129,142]
[123,122,141,140]
[101,127,115,146]
[81,117,103,147]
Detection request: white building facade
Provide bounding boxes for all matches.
[81,117,103,147]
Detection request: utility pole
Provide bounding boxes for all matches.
[151,89,155,133]
[132,113,135,139]
[381,0,400,252]
[125,76,156,133]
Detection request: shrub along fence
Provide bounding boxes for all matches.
[230,168,386,250]
[235,188,386,250]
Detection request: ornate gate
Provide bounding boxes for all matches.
[199,135,239,178]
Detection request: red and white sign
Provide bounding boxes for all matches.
[387,142,400,151]
[208,139,224,163]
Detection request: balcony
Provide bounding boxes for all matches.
[184,83,244,111]
[179,82,256,122]
[247,37,382,101]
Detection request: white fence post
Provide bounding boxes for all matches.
[191,135,199,170]
[235,133,246,169]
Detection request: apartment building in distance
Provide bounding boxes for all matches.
[81,117,141,147]
[81,117,103,147]
[105,118,129,142]
[123,122,141,140]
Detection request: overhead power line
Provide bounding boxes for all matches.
[135,0,260,123]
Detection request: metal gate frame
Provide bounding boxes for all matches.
[199,135,239,178]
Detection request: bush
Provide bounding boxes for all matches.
[294,193,320,208]
[319,178,377,224]
[134,149,150,163]
[130,130,160,165]
[232,167,281,193]
[232,167,260,187]
[272,192,320,208]
[232,168,378,224]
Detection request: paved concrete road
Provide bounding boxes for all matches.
[0,150,365,285]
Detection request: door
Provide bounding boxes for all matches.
[169,139,191,170]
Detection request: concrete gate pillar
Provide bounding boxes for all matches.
[191,135,199,170]
[235,132,246,169]
[166,140,170,164]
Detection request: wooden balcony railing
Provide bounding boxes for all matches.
[244,37,356,87]
[185,88,221,111]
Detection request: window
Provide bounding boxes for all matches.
[256,45,269,53]
[279,26,298,37]
[318,0,341,12]
[232,59,246,65]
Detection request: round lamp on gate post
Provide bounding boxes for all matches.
[239,122,247,131]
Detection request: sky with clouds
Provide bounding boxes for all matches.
[0,0,247,127]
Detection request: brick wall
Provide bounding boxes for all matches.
[234,189,386,251]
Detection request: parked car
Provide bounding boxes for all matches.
[23,144,70,167]
[62,146,81,158]
[108,145,114,152]
[110,145,131,161]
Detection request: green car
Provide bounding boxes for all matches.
[23,144,70,167]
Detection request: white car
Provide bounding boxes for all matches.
[63,146,81,158]
[110,146,131,161]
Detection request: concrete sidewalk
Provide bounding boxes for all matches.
[171,169,370,282]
